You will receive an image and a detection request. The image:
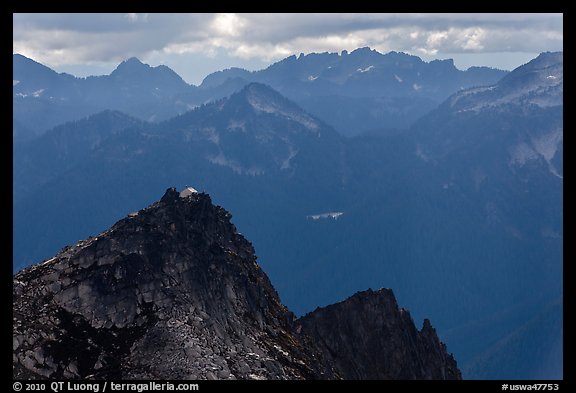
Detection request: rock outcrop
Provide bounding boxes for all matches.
[13,188,460,380]
[298,289,461,379]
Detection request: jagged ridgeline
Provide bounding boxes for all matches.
[13,188,460,380]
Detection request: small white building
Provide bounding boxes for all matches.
[179,186,198,198]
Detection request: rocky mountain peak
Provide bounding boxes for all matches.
[110,57,187,89]
[13,54,58,79]
[236,82,293,106]
[520,51,563,71]
[496,52,563,102]
[445,51,563,113]
[298,288,461,380]
[12,54,76,96]
[200,67,252,89]
[112,57,148,74]
[13,188,461,380]
[232,83,321,132]
[13,187,319,379]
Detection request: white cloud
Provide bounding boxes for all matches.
[458,28,486,50]
[12,13,563,83]
[211,13,246,37]
[426,31,449,47]
[125,13,149,23]
[125,13,138,23]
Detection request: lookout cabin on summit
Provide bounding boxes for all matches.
[180,186,198,198]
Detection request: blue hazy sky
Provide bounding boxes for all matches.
[13,13,563,85]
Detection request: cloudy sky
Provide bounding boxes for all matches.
[13,13,563,85]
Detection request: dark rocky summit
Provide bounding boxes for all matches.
[13,188,461,380]
[297,289,461,380]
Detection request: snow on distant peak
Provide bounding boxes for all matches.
[357,65,374,73]
[15,88,45,98]
[394,74,403,83]
[280,145,299,170]
[306,212,344,220]
[415,145,431,162]
[207,152,264,176]
[308,75,318,81]
[246,92,319,131]
[509,142,538,166]
[412,83,422,91]
[509,128,563,179]
[13,80,20,86]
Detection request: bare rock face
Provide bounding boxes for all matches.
[297,289,461,380]
[13,188,460,380]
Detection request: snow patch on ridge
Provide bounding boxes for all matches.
[357,65,374,73]
[307,212,344,220]
[207,152,264,176]
[247,93,320,132]
[509,128,563,179]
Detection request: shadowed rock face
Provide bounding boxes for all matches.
[13,188,461,380]
[298,289,461,380]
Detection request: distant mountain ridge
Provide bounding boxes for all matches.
[197,48,507,134]
[13,55,193,140]
[201,48,503,101]
[13,48,507,140]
